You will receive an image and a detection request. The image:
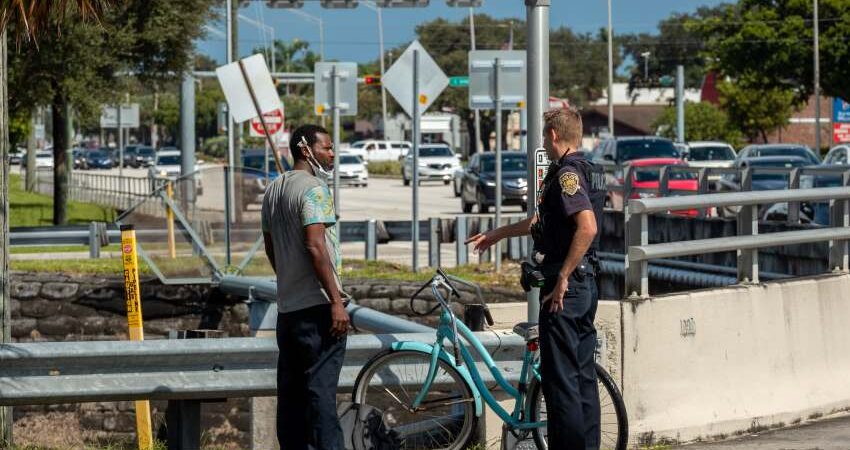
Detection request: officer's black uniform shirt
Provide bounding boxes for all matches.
[535,151,605,265]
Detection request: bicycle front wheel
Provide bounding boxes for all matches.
[352,349,477,450]
[529,362,628,450]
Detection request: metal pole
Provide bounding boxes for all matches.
[814,0,821,154]
[607,0,615,135]
[676,65,685,143]
[319,19,325,62]
[494,58,503,272]
[332,64,341,214]
[118,104,123,179]
[526,0,549,322]
[226,0,236,226]
[377,7,388,139]
[470,7,482,155]
[180,73,196,209]
[224,166,232,267]
[412,50,421,273]
[520,107,527,154]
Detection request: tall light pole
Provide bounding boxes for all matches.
[363,1,388,139]
[238,14,276,73]
[641,51,651,81]
[470,7,482,154]
[814,0,821,153]
[607,0,615,136]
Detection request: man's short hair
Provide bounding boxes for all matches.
[289,124,330,160]
[543,107,583,148]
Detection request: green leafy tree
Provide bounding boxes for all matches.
[717,80,796,143]
[652,101,743,147]
[7,0,216,224]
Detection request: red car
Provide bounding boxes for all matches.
[608,158,704,217]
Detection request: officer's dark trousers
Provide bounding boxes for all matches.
[276,304,347,450]
[539,268,600,450]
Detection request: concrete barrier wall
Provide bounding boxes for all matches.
[622,273,850,445]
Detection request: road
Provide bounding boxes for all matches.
[674,412,850,450]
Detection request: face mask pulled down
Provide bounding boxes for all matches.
[299,136,334,180]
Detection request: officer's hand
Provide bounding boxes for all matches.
[330,302,350,338]
[465,231,497,254]
[543,276,568,313]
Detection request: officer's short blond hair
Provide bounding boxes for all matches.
[543,107,582,149]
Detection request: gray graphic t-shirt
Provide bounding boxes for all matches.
[261,170,341,313]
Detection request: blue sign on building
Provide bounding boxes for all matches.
[834,98,850,123]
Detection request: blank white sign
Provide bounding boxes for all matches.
[216,53,281,123]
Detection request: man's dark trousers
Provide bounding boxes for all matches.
[539,266,600,449]
[277,304,347,450]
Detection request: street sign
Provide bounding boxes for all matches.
[216,53,281,123]
[834,123,850,144]
[250,107,285,137]
[314,62,358,116]
[534,147,550,193]
[382,40,449,118]
[834,98,850,123]
[449,76,469,87]
[469,50,526,110]
[100,104,140,128]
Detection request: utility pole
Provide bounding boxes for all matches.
[0,28,12,447]
[676,65,685,143]
[814,0,821,153]
[607,0,615,136]
[470,8,481,155]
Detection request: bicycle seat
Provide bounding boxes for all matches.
[513,322,539,342]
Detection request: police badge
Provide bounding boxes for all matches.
[560,172,580,196]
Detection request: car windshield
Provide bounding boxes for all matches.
[746,159,806,180]
[418,147,453,157]
[754,147,818,164]
[242,154,275,170]
[350,142,366,148]
[482,155,528,172]
[340,155,362,164]
[618,140,680,162]
[689,146,735,161]
[36,152,52,158]
[634,166,696,182]
[138,148,155,156]
[89,151,107,158]
[157,155,180,165]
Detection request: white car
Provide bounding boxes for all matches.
[683,141,737,184]
[35,150,54,170]
[336,153,369,187]
[402,144,462,186]
[149,149,203,194]
[349,140,412,162]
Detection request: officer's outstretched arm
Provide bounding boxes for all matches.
[464,216,534,254]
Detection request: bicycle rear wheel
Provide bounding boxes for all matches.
[352,349,477,450]
[529,363,628,450]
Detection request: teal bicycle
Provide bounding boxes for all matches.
[352,269,628,449]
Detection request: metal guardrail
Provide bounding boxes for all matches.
[0,333,525,407]
[624,181,850,297]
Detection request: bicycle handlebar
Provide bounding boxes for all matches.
[409,269,495,327]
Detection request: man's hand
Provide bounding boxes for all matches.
[330,302,350,338]
[465,230,500,254]
[543,275,568,313]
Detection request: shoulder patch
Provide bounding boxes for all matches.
[560,172,580,196]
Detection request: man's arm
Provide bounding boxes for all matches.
[544,210,597,312]
[263,232,277,274]
[304,223,350,336]
[465,215,535,253]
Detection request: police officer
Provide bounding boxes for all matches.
[466,107,604,449]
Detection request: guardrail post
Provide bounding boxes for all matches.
[787,168,801,225]
[89,221,101,259]
[697,168,710,217]
[828,170,850,272]
[624,205,648,298]
[428,217,440,268]
[659,165,670,198]
[737,168,758,283]
[456,215,468,266]
[365,219,377,261]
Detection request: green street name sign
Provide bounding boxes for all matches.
[449,76,469,87]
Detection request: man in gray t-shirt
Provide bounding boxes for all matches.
[262,124,349,450]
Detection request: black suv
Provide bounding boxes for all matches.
[591,136,681,165]
[460,151,528,213]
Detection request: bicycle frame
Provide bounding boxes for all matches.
[407,303,545,431]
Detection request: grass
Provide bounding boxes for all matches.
[9,174,117,227]
[10,245,91,254]
[366,160,402,177]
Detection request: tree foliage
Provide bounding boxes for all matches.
[717,79,796,143]
[652,101,743,147]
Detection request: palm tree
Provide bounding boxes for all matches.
[0,1,108,445]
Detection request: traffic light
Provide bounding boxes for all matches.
[364,75,381,86]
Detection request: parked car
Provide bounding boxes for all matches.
[683,141,737,187]
[736,144,820,166]
[133,146,156,168]
[8,147,23,165]
[150,149,203,195]
[72,148,88,170]
[807,145,850,225]
[240,149,281,210]
[349,140,412,162]
[607,158,701,216]
[34,150,54,170]
[591,136,682,166]
[335,153,369,187]
[460,151,528,213]
[120,145,139,168]
[84,149,114,169]
[402,144,461,186]
[716,156,812,220]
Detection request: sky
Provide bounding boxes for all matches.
[197,0,729,67]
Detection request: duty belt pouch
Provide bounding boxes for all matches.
[520,262,546,292]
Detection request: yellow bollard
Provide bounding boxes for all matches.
[120,224,153,450]
[166,182,176,259]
